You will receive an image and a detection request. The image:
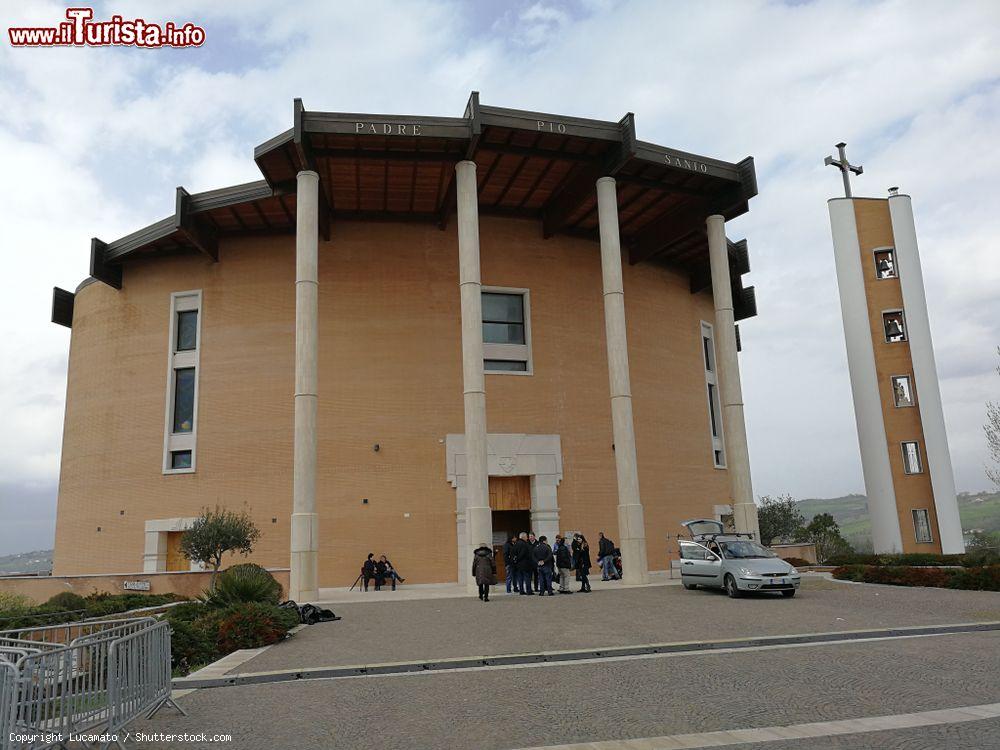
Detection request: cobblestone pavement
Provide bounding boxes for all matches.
[233,578,1000,673]
[133,630,1000,749]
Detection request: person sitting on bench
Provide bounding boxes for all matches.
[362,553,376,591]
[375,555,404,590]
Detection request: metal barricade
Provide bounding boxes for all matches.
[1,661,18,750]
[0,618,182,750]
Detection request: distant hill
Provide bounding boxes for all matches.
[793,491,1000,549]
[0,549,52,575]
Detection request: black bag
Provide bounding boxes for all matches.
[280,600,341,625]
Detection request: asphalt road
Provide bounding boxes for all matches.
[129,580,1000,750]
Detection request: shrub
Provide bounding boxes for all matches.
[84,592,182,618]
[45,592,87,612]
[832,564,1000,591]
[216,602,295,653]
[782,557,813,568]
[168,616,220,675]
[0,591,35,614]
[200,564,282,608]
[949,565,1000,591]
[961,548,1000,568]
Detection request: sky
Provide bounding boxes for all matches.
[1,0,999,556]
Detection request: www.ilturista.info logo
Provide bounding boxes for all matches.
[8,7,205,48]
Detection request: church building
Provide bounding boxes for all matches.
[50,94,761,598]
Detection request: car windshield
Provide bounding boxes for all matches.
[719,541,777,559]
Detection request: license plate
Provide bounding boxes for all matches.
[779,578,787,585]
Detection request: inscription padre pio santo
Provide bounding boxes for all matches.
[353,119,711,174]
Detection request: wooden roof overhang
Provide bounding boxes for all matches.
[56,93,757,328]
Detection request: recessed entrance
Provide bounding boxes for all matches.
[489,476,531,582]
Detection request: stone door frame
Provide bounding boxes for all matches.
[446,433,562,584]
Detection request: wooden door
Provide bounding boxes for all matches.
[488,476,531,511]
[165,531,187,571]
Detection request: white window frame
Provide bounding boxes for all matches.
[162,290,202,474]
[872,246,898,280]
[482,286,532,376]
[701,321,726,468]
[901,440,923,475]
[890,374,916,409]
[911,508,933,544]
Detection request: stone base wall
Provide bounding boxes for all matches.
[0,568,290,605]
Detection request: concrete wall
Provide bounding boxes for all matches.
[0,569,290,605]
[54,216,732,585]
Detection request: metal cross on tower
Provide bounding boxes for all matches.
[824,142,863,198]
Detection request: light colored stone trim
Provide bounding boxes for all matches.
[161,290,202,475]
[143,516,200,572]
[482,285,533,375]
[447,433,563,583]
[828,199,903,552]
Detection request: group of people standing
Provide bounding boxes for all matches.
[470,531,621,602]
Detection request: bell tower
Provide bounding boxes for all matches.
[826,145,964,554]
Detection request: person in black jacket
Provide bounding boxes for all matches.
[574,534,592,593]
[532,535,555,595]
[502,535,516,593]
[374,555,400,591]
[527,533,539,591]
[362,553,376,591]
[513,532,534,595]
[598,532,620,581]
[553,535,573,594]
[471,543,496,602]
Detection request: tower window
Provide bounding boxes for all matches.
[912,509,933,543]
[883,311,907,343]
[874,248,897,279]
[482,287,532,374]
[701,322,725,468]
[901,441,922,474]
[891,375,915,408]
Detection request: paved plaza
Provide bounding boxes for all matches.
[133,578,1000,749]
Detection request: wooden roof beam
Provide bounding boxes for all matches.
[629,200,709,266]
[175,187,219,262]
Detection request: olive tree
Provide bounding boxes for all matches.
[987,347,1000,488]
[804,513,852,563]
[180,507,261,589]
[756,494,806,547]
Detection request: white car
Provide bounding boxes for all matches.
[678,519,801,598]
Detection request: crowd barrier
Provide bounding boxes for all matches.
[0,617,183,749]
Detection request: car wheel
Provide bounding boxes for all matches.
[683,583,697,590]
[724,574,741,598]
[781,589,796,598]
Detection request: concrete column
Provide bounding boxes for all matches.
[290,170,320,602]
[888,194,964,553]
[706,215,760,540]
[595,177,648,585]
[828,199,903,553]
[456,160,492,591]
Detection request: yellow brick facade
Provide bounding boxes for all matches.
[53,216,733,585]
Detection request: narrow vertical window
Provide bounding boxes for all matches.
[702,322,725,468]
[901,441,922,474]
[163,291,202,474]
[912,509,932,543]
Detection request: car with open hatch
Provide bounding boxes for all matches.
[677,519,801,598]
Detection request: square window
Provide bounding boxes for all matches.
[892,375,915,408]
[176,310,198,351]
[912,509,932,543]
[883,311,907,343]
[170,450,192,469]
[482,293,525,345]
[902,441,922,474]
[874,249,897,279]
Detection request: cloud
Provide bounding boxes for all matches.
[1,0,999,555]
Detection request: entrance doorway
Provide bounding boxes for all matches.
[489,475,531,582]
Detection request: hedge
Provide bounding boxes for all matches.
[832,564,1000,591]
[0,592,185,630]
[825,549,999,568]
